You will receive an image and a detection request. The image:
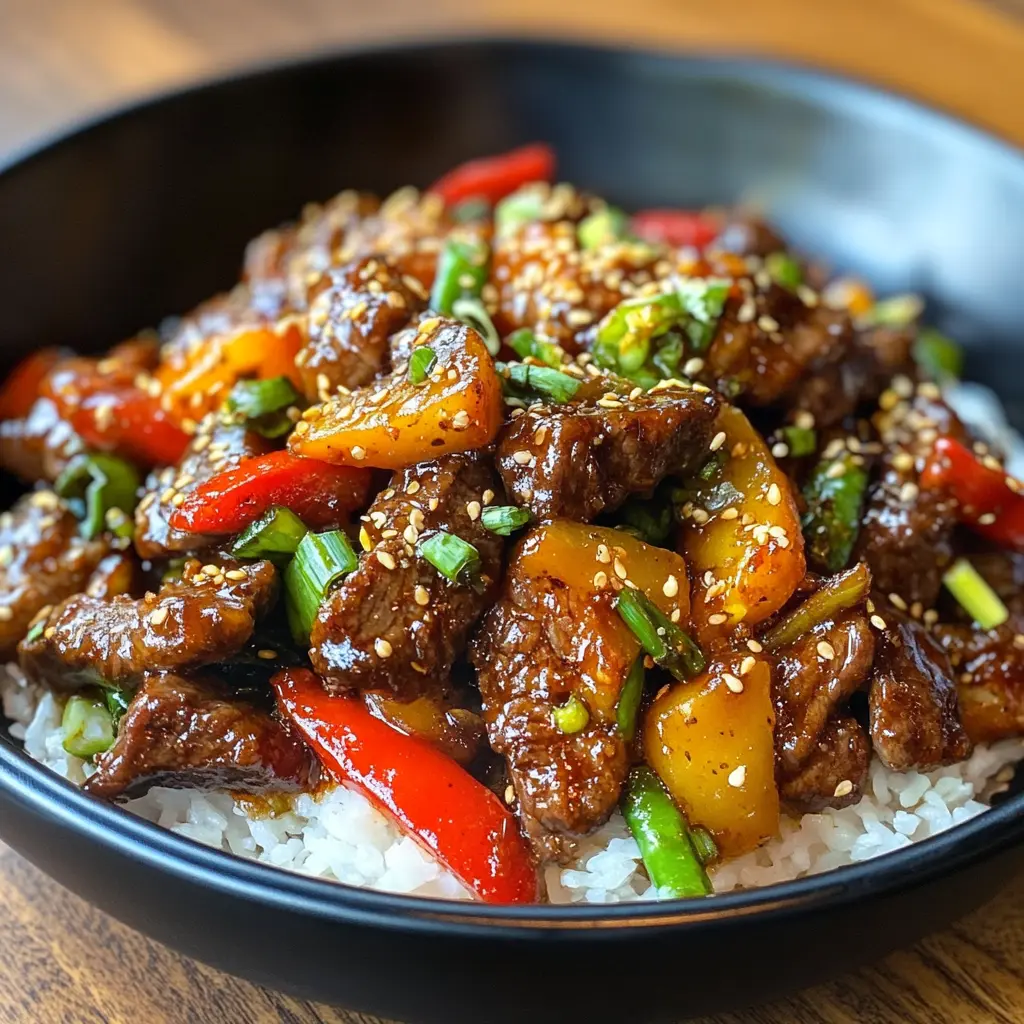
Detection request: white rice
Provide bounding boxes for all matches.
[1,378,1020,904]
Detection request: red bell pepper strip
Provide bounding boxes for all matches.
[272,669,538,904]
[69,388,191,467]
[921,435,1024,551]
[428,143,556,207]
[0,348,69,421]
[169,450,371,535]
[630,209,721,249]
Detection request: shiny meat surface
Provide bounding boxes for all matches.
[134,417,271,560]
[0,491,108,659]
[496,382,718,521]
[869,610,972,771]
[20,558,277,691]
[83,673,316,800]
[311,452,504,699]
[0,397,82,483]
[778,715,871,812]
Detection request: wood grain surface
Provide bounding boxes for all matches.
[2,2,1024,1022]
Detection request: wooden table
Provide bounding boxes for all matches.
[3,2,1024,1021]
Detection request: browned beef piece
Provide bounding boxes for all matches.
[83,673,316,800]
[20,558,277,692]
[470,560,631,863]
[0,491,108,659]
[779,715,871,812]
[296,256,425,401]
[869,610,972,770]
[83,552,141,601]
[856,392,965,608]
[496,383,718,521]
[772,611,875,778]
[311,452,503,699]
[0,397,83,483]
[134,417,271,561]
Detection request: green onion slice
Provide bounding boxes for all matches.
[495,186,548,236]
[284,529,359,643]
[867,293,924,327]
[577,206,629,250]
[24,620,45,644]
[508,328,564,368]
[779,425,817,458]
[61,694,116,759]
[651,332,684,379]
[232,505,308,561]
[55,454,140,541]
[801,451,869,573]
[480,505,531,536]
[764,252,803,290]
[615,588,705,680]
[552,693,590,734]
[943,558,1009,630]
[619,495,674,546]
[430,236,489,315]
[616,657,645,742]
[763,562,872,650]
[689,826,719,866]
[499,362,581,404]
[226,375,301,438]
[104,688,133,731]
[913,328,964,382]
[418,530,481,585]
[676,278,731,352]
[451,296,501,356]
[408,346,438,384]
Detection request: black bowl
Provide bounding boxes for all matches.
[1,39,1023,1024]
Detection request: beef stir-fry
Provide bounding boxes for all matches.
[3,144,1023,905]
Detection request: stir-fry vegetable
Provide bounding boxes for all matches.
[231,505,309,561]
[61,694,116,759]
[284,529,359,642]
[272,668,538,903]
[867,293,924,328]
[801,450,869,572]
[226,375,301,438]
[617,493,675,547]
[764,252,802,290]
[552,693,590,734]
[418,531,481,585]
[0,347,66,420]
[480,505,531,536]
[615,657,645,743]
[913,328,963,381]
[507,328,563,368]
[629,209,720,249]
[578,206,629,249]
[615,587,705,680]
[499,362,581,404]
[428,143,556,207]
[943,558,1010,630]
[408,346,438,384]
[55,453,140,540]
[430,237,489,315]
[622,766,712,898]
[921,436,1024,551]
[643,654,778,857]
[169,451,371,535]
[103,688,133,731]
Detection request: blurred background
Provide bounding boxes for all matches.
[3,0,1024,161]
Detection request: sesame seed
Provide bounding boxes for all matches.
[201,564,220,577]
[683,357,705,377]
[613,558,628,580]
[817,640,836,660]
[466,501,482,521]
[0,607,11,622]
[403,524,419,544]
[723,672,744,693]
[596,544,612,564]
[148,607,168,626]
[406,481,421,495]
[663,575,679,598]
[376,551,396,570]
[766,483,782,506]
[414,585,430,606]
[708,613,728,625]
[826,461,846,479]
[453,410,470,430]
[709,431,727,452]
[504,784,516,805]
[720,507,739,520]
[512,450,533,465]
[740,656,756,675]
[870,614,888,631]
[374,638,393,658]
[482,489,495,505]
[224,569,247,581]
[350,445,367,461]
[757,314,780,333]
[892,451,915,473]
[978,512,997,526]
[43,626,56,639]
[899,482,919,504]
[794,411,815,431]
[0,546,12,568]
[727,765,746,788]
[771,442,789,459]
[747,639,763,653]
[293,420,310,436]
[593,571,608,588]
[888,593,908,611]
[833,779,854,799]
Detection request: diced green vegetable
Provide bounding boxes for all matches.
[451,296,501,356]
[495,187,548,236]
[226,375,301,438]
[689,825,719,865]
[407,346,438,384]
[499,362,582,404]
[103,688,133,731]
[418,530,481,585]
[762,562,872,650]
[55,453,141,541]
[622,766,712,898]
[801,451,869,572]
[480,505,531,536]
[552,693,590,734]
[232,505,308,561]
[616,657,645,742]
[508,328,563,368]
[618,495,674,546]
[868,293,924,327]
[914,328,964,381]
[577,206,629,250]
[284,529,359,643]
[651,332,684,379]
[61,694,116,759]
[764,252,803,290]
[615,588,705,680]
[25,619,45,644]
[943,558,1009,630]
[675,278,731,353]
[450,197,491,223]
[430,236,489,314]
[779,425,817,458]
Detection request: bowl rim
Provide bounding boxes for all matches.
[2,35,1023,937]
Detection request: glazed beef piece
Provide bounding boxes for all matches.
[0,491,109,658]
[296,255,425,400]
[772,611,875,779]
[496,382,719,521]
[83,673,316,800]
[311,451,504,699]
[134,417,271,561]
[0,397,82,483]
[869,609,972,771]
[779,715,871,812]
[83,552,141,601]
[856,391,965,608]
[20,558,277,692]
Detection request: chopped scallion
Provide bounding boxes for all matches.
[494,187,547,236]
[676,278,731,352]
[764,252,803,290]
[480,505,531,536]
[25,619,45,644]
[232,505,308,561]
[763,562,871,649]
[61,694,115,759]
[451,296,501,356]
[430,236,489,314]
[616,657,645,742]
[407,346,438,384]
[779,425,817,458]
[55,453,140,541]
[689,826,719,865]
[943,558,1009,630]
[418,530,481,585]
[615,588,705,680]
[577,206,629,249]
[499,362,581,404]
[651,332,684,379]
[284,529,359,643]
[914,328,964,381]
[552,693,589,734]
[867,293,924,328]
[619,495,673,546]
[103,688,133,731]
[508,328,563,368]
[227,376,300,420]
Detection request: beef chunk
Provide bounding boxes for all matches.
[773,611,875,778]
[83,552,141,601]
[83,673,316,800]
[779,715,871,812]
[297,255,425,400]
[0,491,108,658]
[856,392,964,608]
[134,416,271,561]
[0,397,83,483]
[496,382,718,521]
[869,610,972,770]
[311,452,503,699]
[20,558,277,691]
